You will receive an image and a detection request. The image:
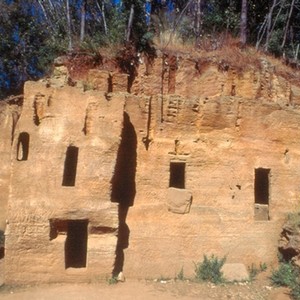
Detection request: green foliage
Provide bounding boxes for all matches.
[287,212,300,230]
[248,262,267,281]
[175,267,185,281]
[260,262,268,272]
[105,7,127,46]
[268,29,284,57]
[0,1,64,96]
[177,16,194,43]
[271,262,300,300]
[194,254,226,284]
[123,0,149,51]
[291,283,300,300]
[107,276,118,285]
[271,262,299,288]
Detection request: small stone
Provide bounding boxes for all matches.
[117,271,125,282]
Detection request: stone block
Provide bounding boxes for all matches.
[254,204,269,221]
[87,69,110,91]
[167,188,192,214]
[112,73,129,92]
[222,263,249,282]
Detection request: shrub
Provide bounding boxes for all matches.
[175,267,185,281]
[194,254,226,284]
[107,276,118,285]
[271,262,300,300]
[291,284,300,300]
[271,262,299,287]
[248,262,267,281]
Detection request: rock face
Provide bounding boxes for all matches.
[278,214,300,266]
[0,98,21,231]
[4,78,124,283]
[2,53,300,283]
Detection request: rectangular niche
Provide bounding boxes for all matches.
[17,132,30,161]
[65,219,88,269]
[169,161,186,189]
[62,146,79,186]
[254,168,270,221]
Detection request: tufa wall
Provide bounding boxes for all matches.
[2,53,300,283]
[4,73,125,283]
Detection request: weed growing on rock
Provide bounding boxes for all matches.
[107,276,118,285]
[271,262,300,300]
[194,254,226,284]
[248,262,267,281]
[175,267,185,281]
[271,262,299,287]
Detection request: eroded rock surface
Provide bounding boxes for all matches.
[2,52,300,283]
[279,215,300,267]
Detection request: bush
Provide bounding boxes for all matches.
[271,262,300,299]
[175,267,185,281]
[107,276,118,285]
[291,284,300,300]
[248,262,267,281]
[271,262,299,287]
[194,254,226,284]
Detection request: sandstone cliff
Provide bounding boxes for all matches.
[2,49,300,283]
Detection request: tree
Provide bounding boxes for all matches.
[0,0,62,97]
[80,0,87,42]
[281,0,296,49]
[194,0,202,45]
[240,0,247,45]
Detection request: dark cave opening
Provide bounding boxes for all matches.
[65,219,88,269]
[169,162,186,189]
[255,168,270,205]
[17,132,30,161]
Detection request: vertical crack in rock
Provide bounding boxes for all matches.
[11,111,20,145]
[83,103,97,135]
[168,55,177,94]
[160,54,169,123]
[33,93,46,126]
[142,96,152,150]
[235,100,243,130]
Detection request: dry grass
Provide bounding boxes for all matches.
[155,33,300,83]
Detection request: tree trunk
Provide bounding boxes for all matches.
[101,1,108,35]
[126,4,134,42]
[240,0,247,46]
[66,0,73,51]
[80,0,86,43]
[264,0,278,51]
[281,0,296,49]
[194,0,202,46]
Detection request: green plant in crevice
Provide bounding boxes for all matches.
[175,267,185,281]
[248,262,267,281]
[271,262,299,288]
[271,262,300,300]
[194,254,226,284]
[107,276,118,285]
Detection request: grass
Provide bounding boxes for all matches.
[286,212,300,230]
[194,254,226,284]
[271,262,300,300]
[248,262,267,281]
[175,267,185,281]
[153,32,300,86]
